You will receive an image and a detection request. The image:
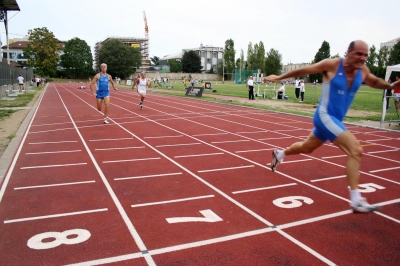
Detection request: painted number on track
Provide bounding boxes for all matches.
[349,183,386,193]
[166,209,223,224]
[273,196,314,208]
[27,229,91,250]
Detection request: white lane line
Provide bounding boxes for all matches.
[4,208,108,224]
[235,148,273,153]
[103,157,160,164]
[266,159,313,166]
[322,155,347,159]
[369,166,400,173]
[14,180,96,190]
[277,230,336,265]
[211,140,250,144]
[310,175,346,182]
[144,135,183,139]
[258,137,293,140]
[174,152,224,158]
[29,127,75,134]
[66,198,400,266]
[95,146,145,151]
[28,140,78,144]
[192,133,229,136]
[59,88,152,260]
[26,150,81,155]
[89,137,133,142]
[282,159,313,164]
[115,172,183,181]
[367,149,399,154]
[67,227,275,265]
[232,183,297,194]
[198,165,254,173]
[278,198,400,230]
[365,153,400,163]
[236,130,269,134]
[131,195,214,208]
[156,143,201,148]
[20,162,87,169]
[31,121,72,127]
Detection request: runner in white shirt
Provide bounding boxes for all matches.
[17,75,24,91]
[135,71,151,110]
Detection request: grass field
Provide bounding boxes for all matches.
[0,86,43,120]
[148,80,388,121]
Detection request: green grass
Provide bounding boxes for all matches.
[7,134,16,140]
[0,109,17,120]
[144,81,387,121]
[0,86,43,108]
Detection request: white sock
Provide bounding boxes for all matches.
[350,189,361,203]
[276,150,285,161]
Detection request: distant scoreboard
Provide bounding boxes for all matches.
[131,43,141,48]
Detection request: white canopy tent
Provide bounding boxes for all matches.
[381,64,400,127]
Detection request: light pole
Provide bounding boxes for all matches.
[222,57,224,84]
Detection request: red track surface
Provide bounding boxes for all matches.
[0,82,399,265]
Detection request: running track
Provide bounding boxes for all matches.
[0,82,399,265]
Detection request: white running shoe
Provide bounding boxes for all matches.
[351,198,381,213]
[271,149,283,172]
[103,119,109,124]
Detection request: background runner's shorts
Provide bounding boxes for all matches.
[96,90,110,99]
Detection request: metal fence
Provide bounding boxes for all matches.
[0,60,33,86]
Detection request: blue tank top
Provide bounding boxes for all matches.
[315,59,362,121]
[97,73,109,92]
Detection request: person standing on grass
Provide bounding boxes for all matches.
[17,74,24,91]
[247,76,254,100]
[393,74,400,111]
[135,71,151,110]
[294,77,301,99]
[299,79,305,102]
[90,63,118,124]
[265,40,400,213]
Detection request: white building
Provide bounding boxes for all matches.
[160,44,224,73]
[380,37,400,52]
[1,37,65,68]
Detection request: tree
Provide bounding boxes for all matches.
[331,53,340,58]
[240,48,244,70]
[264,48,283,76]
[150,56,159,66]
[235,58,241,70]
[181,50,202,73]
[60,38,93,79]
[374,46,390,79]
[168,59,182,73]
[365,45,379,78]
[388,40,400,66]
[254,41,265,72]
[310,40,331,83]
[224,39,235,80]
[246,42,254,70]
[98,39,141,79]
[24,27,60,76]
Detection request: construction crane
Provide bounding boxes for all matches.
[143,10,149,70]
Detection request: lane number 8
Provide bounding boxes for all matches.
[27,229,91,250]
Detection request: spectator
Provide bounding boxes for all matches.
[17,74,24,91]
[277,82,285,99]
[247,76,254,100]
[300,79,305,102]
[295,77,301,99]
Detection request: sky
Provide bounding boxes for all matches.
[2,0,400,65]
